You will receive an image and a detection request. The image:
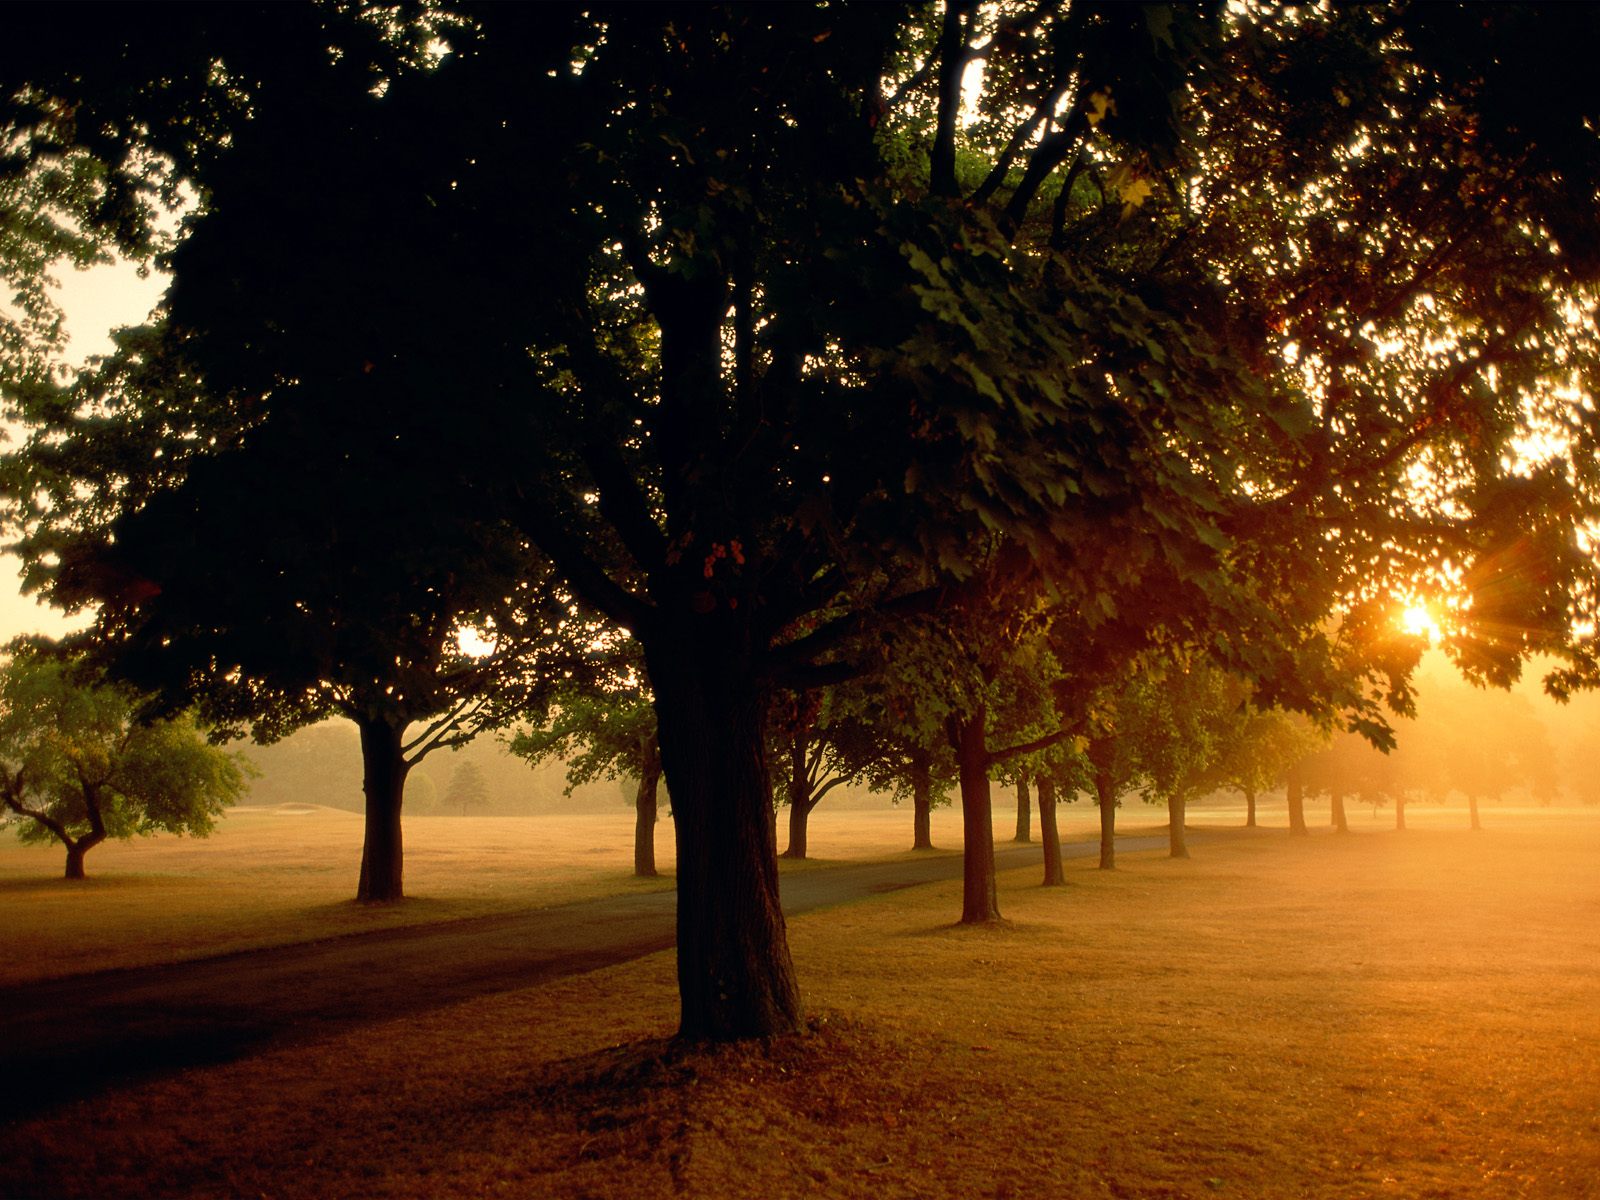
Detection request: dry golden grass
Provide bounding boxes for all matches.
[0,799,1152,986]
[3,806,1597,1199]
[0,807,671,986]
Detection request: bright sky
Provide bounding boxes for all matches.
[0,258,167,645]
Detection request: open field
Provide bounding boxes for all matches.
[3,806,1597,1198]
[0,798,1173,987]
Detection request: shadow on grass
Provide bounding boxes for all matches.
[0,1021,273,1122]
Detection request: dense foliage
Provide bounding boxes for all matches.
[0,647,245,877]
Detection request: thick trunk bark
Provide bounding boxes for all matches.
[647,627,802,1040]
[1014,775,1031,842]
[1167,792,1190,859]
[911,752,935,851]
[1245,786,1257,828]
[63,839,90,880]
[784,798,811,860]
[1095,766,1117,870]
[634,764,661,877]
[1331,789,1349,834]
[954,708,1001,924]
[356,714,410,903]
[1038,775,1063,886]
[1468,794,1481,831]
[782,728,810,860]
[63,788,107,879]
[1287,764,1308,836]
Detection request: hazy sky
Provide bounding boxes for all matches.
[1,258,166,645]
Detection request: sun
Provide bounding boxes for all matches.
[1400,603,1441,643]
[455,626,497,659]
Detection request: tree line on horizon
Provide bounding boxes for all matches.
[2,2,1599,1040]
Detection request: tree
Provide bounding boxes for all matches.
[771,689,849,863]
[1013,738,1092,887]
[1,6,602,905]
[405,771,440,816]
[1384,665,1559,830]
[820,665,957,854]
[1300,729,1412,831]
[1009,773,1032,844]
[0,647,245,878]
[443,760,490,818]
[1203,706,1323,829]
[508,674,665,877]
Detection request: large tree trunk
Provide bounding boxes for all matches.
[1014,774,1031,842]
[355,713,410,903]
[782,727,811,861]
[1331,788,1349,834]
[1244,785,1257,828]
[647,629,802,1040]
[62,837,95,880]
[1167,792,1190,859]
[634,760,661,878]
[953,708,1001,924]
[783,798,810,859]
[1396,793,1407,830]
[1468,793,1481,831]
[1038,775,1063,886]
[1287,764,1308,836]
[910,750,935,851]
[1094,765,1117,870]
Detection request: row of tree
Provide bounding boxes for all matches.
[3,4,1598,1039]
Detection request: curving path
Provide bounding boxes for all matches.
[0,833,1169,1119]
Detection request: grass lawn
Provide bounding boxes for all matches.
[2,805,1596,1198]
[0,797,1163,987]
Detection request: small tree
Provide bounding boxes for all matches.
[443,759,490,817]
[507,676,664,877]
[1204,706,1324,829]
[0,648,245,878]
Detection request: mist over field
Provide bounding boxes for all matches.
[232,659,1600,819]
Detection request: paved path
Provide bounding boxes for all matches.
[1,833,1167,1119]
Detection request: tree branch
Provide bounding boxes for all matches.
[929,1,976,198]
[984,724,1078,770]
[401,695,484,763]
[511,486,653,633]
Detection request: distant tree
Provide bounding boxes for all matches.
[1014,738,1092,887]
[1008,772,1032,845]
[1392,671,1560,830]
[820,638,959,853]
[1203,706,1324,829]
[1083,720,1137,873]
[0,647,246,878]
[771,688,850,862]
[1118,662,1243,860]
[404,772,440,816]
[443,760,490,818]
[508,674,663,877]
[1300,730,1410,831]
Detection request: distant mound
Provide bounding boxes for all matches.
[230,803,346,817]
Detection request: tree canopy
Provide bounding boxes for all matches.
[0,645,245,878]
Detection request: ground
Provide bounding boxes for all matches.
[1,803,1596,1199]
